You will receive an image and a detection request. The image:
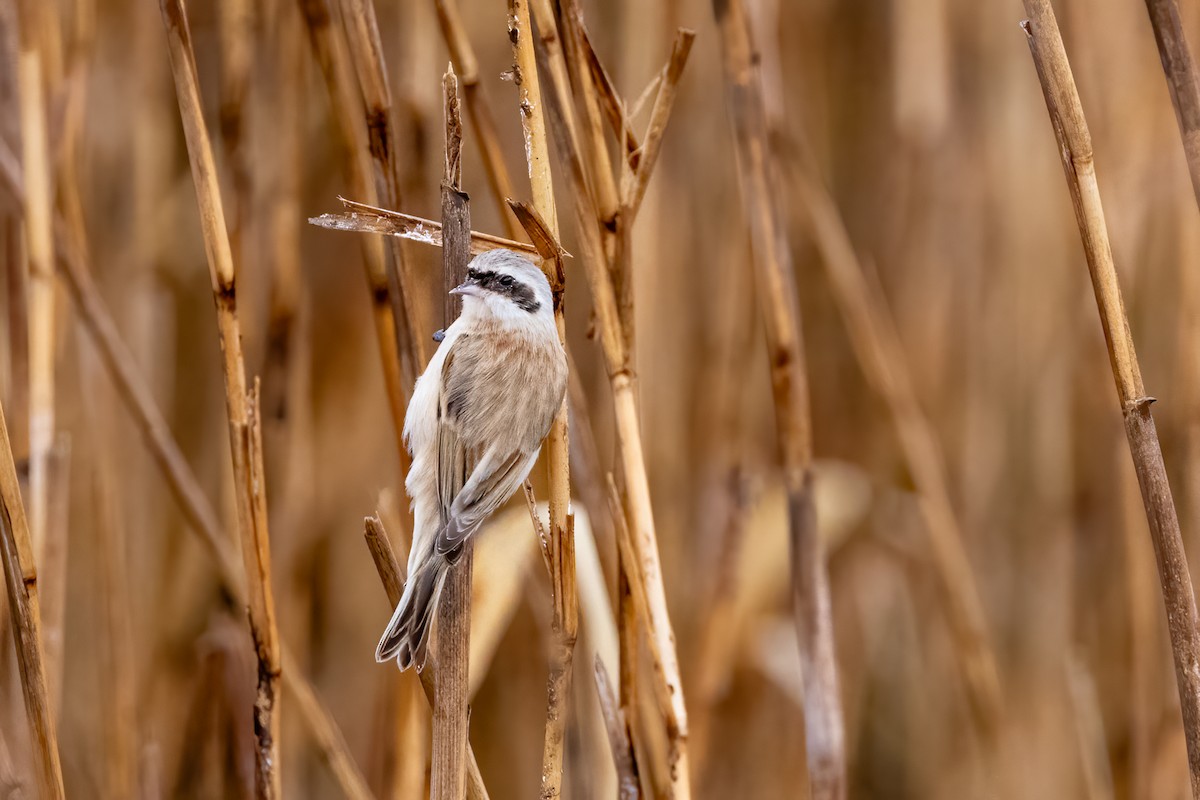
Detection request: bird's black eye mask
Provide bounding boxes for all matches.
[466,268,541,313]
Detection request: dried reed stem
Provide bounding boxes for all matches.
[712,0,846,797]
[14,0,55,561]
[1023,3,1200,795]
[364,516,490,800]
[506,3,577,796]
[433,0,522,239]
[339,0,430,369]
[430,65,474,800]
[0,400,64,799]
[312,197,545,260]
[159,1,281,793]
[594,656,640,800]
[531,7,692,796]
[1143,0,1200,211]
[297,0,409,457]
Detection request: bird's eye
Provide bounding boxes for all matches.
[467,269,479,280]
[499,275,514,287]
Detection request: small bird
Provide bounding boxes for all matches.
[376,249,567,670]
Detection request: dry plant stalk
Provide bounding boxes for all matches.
[297,0,409,459]
[14,0,55,561]
[312,197,545,260]
[506,3,577,797]
[712,0,846,797]
[527,4,694,795]
[431,65,474,800]
[594,656,640,800]
[0,400,64,799]
[433,0,522,239]
[363,516,490,800]
[158,0,281,794]
[339,0,430,372]
[1023,2,1200,794]
[1143,0,1200,210]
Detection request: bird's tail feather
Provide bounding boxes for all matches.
[375,552,449,671]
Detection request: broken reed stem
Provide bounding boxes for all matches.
[712,0,846,798]
[364,517,491,800]
[159,0,281,794]
[431,65,474,800]
[339,0,430,370]
[1143,0,1200,212]
[312,197,545,260]
[1023,4,1200,795]
[433,0,523,239]
[531,7,692,797]
[297,0,410,457]
[14,0,55,561]
[0,400,64,799]
[506,3,577,797]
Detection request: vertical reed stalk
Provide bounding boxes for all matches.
[431,65,473,800]
[507,3,577,796]
[0,399,64,799]
[712,0,846,797]
[1024,3,1200,795]
[14,0,55,559]
[533,16,692,797]
[434,0,523,239]
[158,1,281,795]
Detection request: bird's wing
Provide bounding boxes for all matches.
[434,334,539,560]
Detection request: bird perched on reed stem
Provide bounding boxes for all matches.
[376,249,567,670]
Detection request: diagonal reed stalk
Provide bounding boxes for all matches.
[431,64,474,800]
[1023,2,1200,795]
[712,0,846,797]
[506,3,577,797]
[1143,0,1200,211]
[159,0,281,794]
[0,399,64,799]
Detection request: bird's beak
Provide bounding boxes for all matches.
[449,281,482,297]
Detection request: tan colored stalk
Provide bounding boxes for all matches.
[339,0,431,370]
[533,14,692,797]
[158,1,281,794]
[430,65,474,800]
[433,0,522,239]
[363,516,490,800]
[594,656,640,800]
[507,3,577,796]
[712,0,845,798]
[1024,2,1200,794]
[14,0,55,560]
[1143,0,1200,211]
[297,0,409,457]
[0,400,64,799]
[313,197,545,260]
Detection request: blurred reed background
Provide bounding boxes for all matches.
[2,0,1200,797]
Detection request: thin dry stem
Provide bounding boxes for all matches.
[506,4,577,797]
[712,0,846,796]
[1024,3,1200,794]
[0,399,64,799]
[1143,0,1200,211]
[160,0,282,792]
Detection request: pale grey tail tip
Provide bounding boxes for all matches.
[374,555,448,672]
